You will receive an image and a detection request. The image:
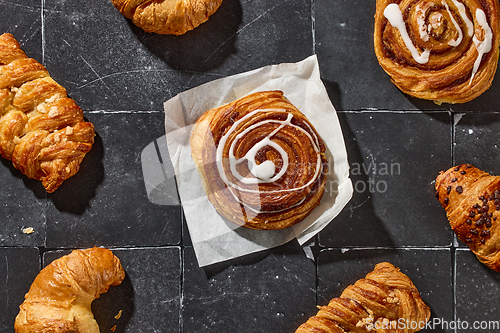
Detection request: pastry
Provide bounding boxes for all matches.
[0,33,95,193]
[190,90,328,230]
[110,0,223,35]
[295,262,431,333]
[14,247,126,333]
[374,0,500,104]
[435,164,500,271]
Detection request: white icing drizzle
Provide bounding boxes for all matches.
[470,8,493,83]
[443,1,463,46]
[416,4,430,41]
[452,0,474,36]
[215,108,323,214]
[384,3,431,64]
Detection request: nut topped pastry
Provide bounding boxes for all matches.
[0,33,95,192]
[190,90,328,230]
[374,0,500,104]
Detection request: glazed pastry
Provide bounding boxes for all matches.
[295,262,431,333]
[0,33,95,192]
[190,90,328,230]
[435,164,500,271]
[374,0,500,104]
[14,247,126,333]
[110,0,223,35]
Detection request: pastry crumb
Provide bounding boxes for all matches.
[22,227,34,234]
[114,310,122,320]
[110,325,116,332]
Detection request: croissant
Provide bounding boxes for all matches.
[295,262,431,333]
[110,0,223,35]
[0,33,95,193]
[190,90,328,230]
[374,0,500,104]
[435,164,500,271]
[14,247,126,333]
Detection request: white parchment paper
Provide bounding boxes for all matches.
[164,55,353,267]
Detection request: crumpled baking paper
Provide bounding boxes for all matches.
[164,55,353,267]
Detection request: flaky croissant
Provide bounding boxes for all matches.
[190,90,328,230]
[14,247,126,333]
[0,33,95,192]
[435,164,500,271]
[110,0,223,35]
[374,0,500,104]
[295,262,430,333]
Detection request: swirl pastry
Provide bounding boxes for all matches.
[14,247,126,333]
[374,0,500,104]
[110,0,223,35]
[190,90,328,230]
[295,262,431,333]
[0,33,95,193]
[435,164,500,271]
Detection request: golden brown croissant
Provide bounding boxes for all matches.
[14,247,126,333]
[190,90,328,230]
[295,262,430,333]
[0,33,95,193]
[374,0,500,104]
[110,0,223,35]
[435,164,500,271]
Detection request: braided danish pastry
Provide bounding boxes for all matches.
[190,90,328,230]
[14,247,125,333]
[295,262,431,333]
[0,33,94,193]
[374,0,500,104]
[435,164,500,271]
[110,0,223,35]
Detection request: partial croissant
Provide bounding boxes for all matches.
[374,0,500,104]
[0,33,95,192]
[295,262,430,333]
[435,164,500,271]
[14,247,126,333]
[110,0,223,35]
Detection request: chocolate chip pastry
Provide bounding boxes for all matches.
[374,0,500,104]
[14,247,125,333]
[0,33,95,192]
[295,262,430,333]
[110,0,223,35]
[436,164,500,271]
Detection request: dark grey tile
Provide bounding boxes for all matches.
[0,160,46,246]
[45,112,181,248]
[317,248,453,333]
[319,111,452,247]
[0,247,40,333]
[178,0,314,90]
[43,0,181,112]
[0,1,42,63]
[43,247,181,333]
[182,241,316,333]
[456,249,500,332]
[315,0,451,111]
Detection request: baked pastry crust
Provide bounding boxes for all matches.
[374,0,500,104]
[0,33,95,192]
[295,262,431,333]
[110,0,223,35]
[190,90,328,230]
[436,164,500,271]
[14,247,126,333]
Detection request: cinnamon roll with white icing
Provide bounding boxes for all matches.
[374,0,500,104]
[190,90,328,230]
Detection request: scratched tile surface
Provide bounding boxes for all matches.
[2,0,500,331]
